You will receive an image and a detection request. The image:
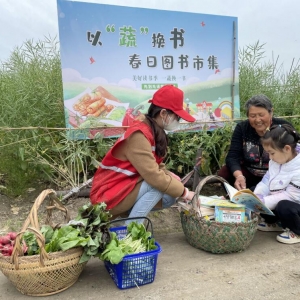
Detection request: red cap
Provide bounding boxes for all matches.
[148,85,195,122]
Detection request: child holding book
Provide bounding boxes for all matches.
[254,124,300,244]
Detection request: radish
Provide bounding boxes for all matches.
[9,232,17,240]
[22,240,28,254]
[0,235,10,245]
[6,245,13,256]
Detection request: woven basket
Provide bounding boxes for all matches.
[0,189,87,296]
[180,175,258,254]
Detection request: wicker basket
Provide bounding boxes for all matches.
[0,189,87,296]
[180,175,258,254]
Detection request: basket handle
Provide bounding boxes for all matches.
[192,175,229,218]
[10,189,70,269]
[12,227,49,269]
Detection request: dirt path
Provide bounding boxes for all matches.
[1,184,300,299]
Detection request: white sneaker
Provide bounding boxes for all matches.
[257,221,283,232]
[277,229,300,244]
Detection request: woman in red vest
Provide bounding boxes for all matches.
[90,85,196,220]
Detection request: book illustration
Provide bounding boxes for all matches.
[224,182,274,216]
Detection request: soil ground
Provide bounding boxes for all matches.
[1,183,300,299]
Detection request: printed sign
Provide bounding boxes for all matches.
[57,0,239,139]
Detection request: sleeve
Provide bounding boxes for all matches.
[263,185,300,210]
[254,168,300,210]
[225,123,244,174]
[125,131,185,198]
[254,171,270,197]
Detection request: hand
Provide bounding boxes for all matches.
[234,175,246,190]
[186,191,195,201]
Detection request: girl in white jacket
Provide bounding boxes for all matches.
[254,124,300,244]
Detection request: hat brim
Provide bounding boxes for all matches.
[173,109,195,122]
[148,99,195,122]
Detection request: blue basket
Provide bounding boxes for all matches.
[104,226,162,289]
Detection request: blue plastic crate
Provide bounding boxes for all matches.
[104,226,162,289]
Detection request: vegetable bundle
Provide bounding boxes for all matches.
[100,222,157,264]
[4,202,112,264]
[0,232,26,257]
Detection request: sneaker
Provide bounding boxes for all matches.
[257,221,283,232]
[277,229,300,244]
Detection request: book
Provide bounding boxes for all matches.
[200,195,246,209]
[176,200,215,219]
[215,206,245,223]
[223,182,274,216]
[199,195,247,223]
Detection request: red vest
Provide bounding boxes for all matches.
[90,121,163,209]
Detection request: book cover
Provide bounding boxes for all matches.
[215,206,246,223]
[224,182,274,215]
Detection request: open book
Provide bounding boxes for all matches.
[224,182,274,215]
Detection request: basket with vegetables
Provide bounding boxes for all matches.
[0,189,112,296]
[101,217,162,289]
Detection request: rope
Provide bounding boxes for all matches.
[1,114,299,149]
[0,113,299,132]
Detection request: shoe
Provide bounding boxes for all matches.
[277,229,300,244]
[257,221,283,232]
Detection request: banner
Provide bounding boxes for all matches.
[57,0,239,139]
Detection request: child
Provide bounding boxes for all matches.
[254,124,300,244]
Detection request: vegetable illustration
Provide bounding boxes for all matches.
[122,104,145,126]
[108,106,126,121]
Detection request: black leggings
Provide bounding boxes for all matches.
[261,200,300,235]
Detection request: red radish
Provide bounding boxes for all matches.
[9,232,17,240]
[7,245,13,256]
[0,236,10,245]
[22,241,28,254]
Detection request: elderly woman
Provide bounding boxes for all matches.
[218,94,293,190]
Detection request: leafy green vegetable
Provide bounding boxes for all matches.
[20,202,112,264]
[44,225,88,253]
[22,231,39,255]
[100,222,157,264]
[108,106,126,121]
[73,202,112,263]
